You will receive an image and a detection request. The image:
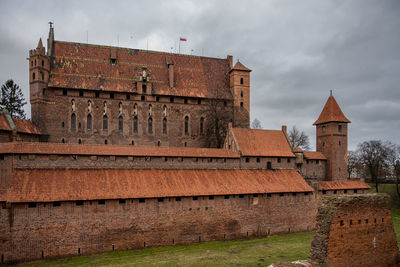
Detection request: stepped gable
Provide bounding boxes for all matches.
[231,128,295,157]
[5,169,313,203]
[48,41,232,99]
[0,142,239,158]
[303,151,327,160]
[318,180,370,190]
[313,96,351,125]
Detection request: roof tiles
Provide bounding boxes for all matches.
[318,180,370,190]
[5,169,313,202]
[231,128,295,157]
[0,142,239,158]
[313,96,351,125]
[48,41,232,99]
[303,151,327,160]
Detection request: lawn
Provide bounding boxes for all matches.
[6,185,400,267]
[8,232,314,267]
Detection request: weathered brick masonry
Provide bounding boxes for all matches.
[309,194,399,267]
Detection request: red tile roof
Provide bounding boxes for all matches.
[313,96,351,125]
[303,151,327,160]
[5,169,313,202]
[0,142,239,158]
[12,118,41,135]
[0,114,11,131]
[318,180,370,190]
[231,128,295,157]
[230,61,251,72]
[48,41,232,99]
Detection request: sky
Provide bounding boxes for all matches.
[0,0,399,150]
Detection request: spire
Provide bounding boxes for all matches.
[313,95,351,125]
[47,21,54,57]
[37,38,43,49]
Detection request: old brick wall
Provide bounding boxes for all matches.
[301,159,326,181]
[1,192,317,263]
[309,194,399,267]
[36,88,234,147]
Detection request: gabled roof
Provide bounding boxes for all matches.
[5,169,313,202]
[229,61,251,72]
[48,41,232,99]
[230,128,295,157]
[313,96,351,125]
[303,151,327,160]
[318,180,370,190]
[0,113,40,135]
[0,142,239,158]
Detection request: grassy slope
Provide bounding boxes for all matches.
[7,184,400,267]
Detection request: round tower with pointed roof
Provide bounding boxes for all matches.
[314,93,351,181]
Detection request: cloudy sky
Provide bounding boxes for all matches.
[0,0,399,150]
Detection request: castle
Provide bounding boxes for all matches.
[0,25,369,263]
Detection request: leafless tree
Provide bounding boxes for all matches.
[348,150,362,178]
[357,140,395,192]
[288,126,311,151]
[387,144,400,200]
[204,98,231,148]
[251,118,262,129]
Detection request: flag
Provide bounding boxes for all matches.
[180,37,187,42]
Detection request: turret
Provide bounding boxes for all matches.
[314,93,351,181]
[29,25,51,132]
[229,59,251,128]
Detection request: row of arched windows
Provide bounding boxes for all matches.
[71,113,204,135]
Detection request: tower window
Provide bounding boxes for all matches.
[71,113,76,131]
[163,118,167,134]
[240,102,243,107]
[133,116,138,133]
[103,115,108,131]
[110,58,117,65]
[41,60,44,67]
[87,114,92,131]
[241,90,243,97]
[142,84,147,94]
[322,126,326,133]
[338,125,342,132]
[32,72,35,80]
[148,117,153,134]
[184,116,189,135]
[240,77,244,84]
[118,116,123,132]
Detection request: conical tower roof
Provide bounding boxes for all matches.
[229,61,251,72]
[313,95,351,125]
[37,38,43,49]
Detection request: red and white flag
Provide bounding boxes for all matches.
[180,37,187,41]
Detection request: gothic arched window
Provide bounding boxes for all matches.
[87,114,92,131]
[118,116,123,132]
[184,116,189,135]
[148,117,153,134]
[103,115,108,131]
[133,116,138,133]
[71,113,76,131]
[163,118,167,134]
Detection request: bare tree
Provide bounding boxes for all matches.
[204,98,231,148]
[357,140,395,192]
[251,118,262,129]
[387,144,400,200]
[348,150,362,178]
[288,126,311,151]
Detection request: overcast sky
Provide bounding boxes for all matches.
[0,0,399,150]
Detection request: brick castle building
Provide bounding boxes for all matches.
[0,25,369,263]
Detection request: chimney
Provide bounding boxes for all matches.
[281,125,287,133]
[227,55,233,69]
[169,63,174,88]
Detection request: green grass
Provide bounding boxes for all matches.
[7,232,314,267]
[7,185,400,267]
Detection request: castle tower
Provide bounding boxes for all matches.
[229,60,251,128]
[313,93,351,181]
[29,35,50,133]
